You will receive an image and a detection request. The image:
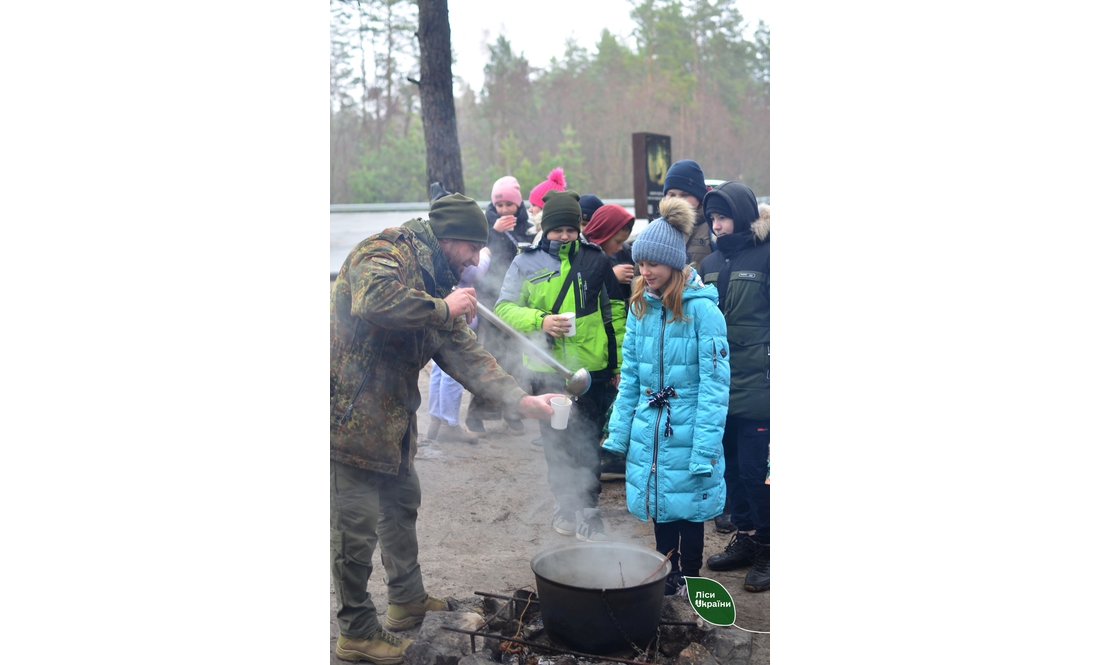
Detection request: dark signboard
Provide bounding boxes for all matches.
[632,132,671,220]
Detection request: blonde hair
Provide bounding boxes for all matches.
[628,266,693,323]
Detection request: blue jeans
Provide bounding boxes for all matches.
[722,415,770,544]
[428,364,464,426]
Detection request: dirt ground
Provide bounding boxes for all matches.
[329,363,770,664]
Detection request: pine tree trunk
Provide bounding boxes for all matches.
[417,0,464,197]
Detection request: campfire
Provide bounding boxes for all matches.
[401,588,753,665]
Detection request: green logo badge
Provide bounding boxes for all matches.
[684,577,736,626]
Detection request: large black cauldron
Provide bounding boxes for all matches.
[530,542,671,654]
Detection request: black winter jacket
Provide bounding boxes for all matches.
[699,204,770,420]
[478,203,536,304]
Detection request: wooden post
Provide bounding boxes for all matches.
[632,132,671,220]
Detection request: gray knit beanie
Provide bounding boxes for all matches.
[630,197,696,270]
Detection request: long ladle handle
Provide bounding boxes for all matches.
[475,301,576,382]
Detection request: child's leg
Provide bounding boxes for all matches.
[438,371,464,427]
[677,521,706,578]
[736,419,770,544]
[566,379,617,508]
[653,520,682,575]
[723,413,755,533]
[428,364,443,420]
[530,375,577,516]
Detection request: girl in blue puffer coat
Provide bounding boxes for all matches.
[603,197,731,596]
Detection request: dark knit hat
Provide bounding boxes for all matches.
[578,194,604,220]
[703,182,759,234]
[630,197,695,270]
[663,159,707,204]
[703,191,733,221]
[540,189,583,233]
[428,193,489,244]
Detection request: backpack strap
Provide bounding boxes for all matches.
[550,244,580,315]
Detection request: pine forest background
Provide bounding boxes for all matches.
[330,0,769,204]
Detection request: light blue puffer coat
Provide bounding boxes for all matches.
[604,269,731,523]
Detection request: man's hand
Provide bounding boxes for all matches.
[541,313,571,337]
[610,374,621,389]
[492,215,517,232]
[517,393,562,419]
[612,263,634,284]
[443,287,478,324]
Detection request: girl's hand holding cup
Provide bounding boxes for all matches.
[493,214,517,232]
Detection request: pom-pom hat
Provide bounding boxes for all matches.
[528,167,566,209]
[630,197,695,270]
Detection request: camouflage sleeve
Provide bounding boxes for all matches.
[346,237,450,330]
[433,325,528,410]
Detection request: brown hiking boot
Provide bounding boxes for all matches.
[437,423,479,444]
[335,630,410,664]
[384,593,448,631]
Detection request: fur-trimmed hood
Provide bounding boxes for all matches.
[752,204,770,243]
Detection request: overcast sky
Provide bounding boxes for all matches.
[447,0,768,93]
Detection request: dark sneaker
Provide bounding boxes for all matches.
[599,453,626,481]
[465,417,485,433]
[385,593,449,631]
[714,513,734,533]
[664,572,687,596]
[425,416,441,440]
[706,533,761,571]
[575,508,610,542]
[335,630,411,664]
[504,418,525,434]
[552,505,576,536]
[530,437,543,451]
[743,544,770,592]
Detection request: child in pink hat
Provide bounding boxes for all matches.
[467,175,538,435]
[526,167,566,236]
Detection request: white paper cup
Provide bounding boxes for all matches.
[550,397,572,430]
[561,312,576,337]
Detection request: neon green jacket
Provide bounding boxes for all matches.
[494,236,624,378]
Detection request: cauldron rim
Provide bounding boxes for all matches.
[530,541,672,591]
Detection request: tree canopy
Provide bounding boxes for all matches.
[331,0,769,203]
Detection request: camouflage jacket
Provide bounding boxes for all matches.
[330,218,528,474]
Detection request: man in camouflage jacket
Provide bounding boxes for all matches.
[330,193,558,663]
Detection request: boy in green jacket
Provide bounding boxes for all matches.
[495,190,625,540]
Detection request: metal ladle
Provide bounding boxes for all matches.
[475,302,591,397]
